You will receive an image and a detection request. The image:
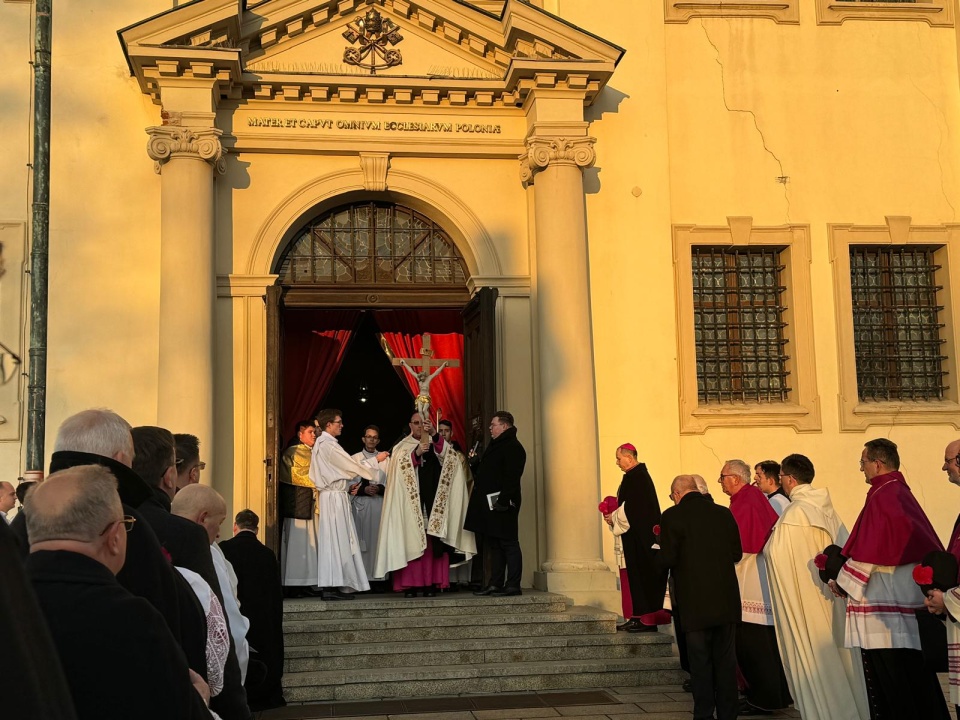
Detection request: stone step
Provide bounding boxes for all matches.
[285,632,674,672]
[283,606,616,647]
[282,592,568,621]
[282,657,685,702]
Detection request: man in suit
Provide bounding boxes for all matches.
[219,509,286,711]
[657,474,743,720]
[24,464,213,720]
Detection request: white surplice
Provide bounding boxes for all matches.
[279,443,319,586]
[311,430,377,592]
[764,484,869,720]
[211,542,251,684]
[175,566,230,698]
[373,434,475,579]
[940,586,960,706]
[350,449,390,581]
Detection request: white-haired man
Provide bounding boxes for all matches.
[719,459,791,715]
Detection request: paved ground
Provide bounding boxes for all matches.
[260,675,955,719]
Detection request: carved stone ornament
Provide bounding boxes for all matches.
[146,126,225,174]
[519,136,596,184]
[342,7,403,75]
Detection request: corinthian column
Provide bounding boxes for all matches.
[523,132,617,606]
[146,125,224,468]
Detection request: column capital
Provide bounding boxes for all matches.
[519,135,596,184]
[146,125,225,174]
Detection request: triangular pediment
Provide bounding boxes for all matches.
[120,0,623,107]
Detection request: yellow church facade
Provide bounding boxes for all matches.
[2,0,960,611]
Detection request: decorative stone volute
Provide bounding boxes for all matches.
[146,126,225,174]
[519,135,596,184]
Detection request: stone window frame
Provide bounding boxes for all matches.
[664,0,800,24]
[673,218,821,434]
[816,0,954,27]
[829,218,960,431]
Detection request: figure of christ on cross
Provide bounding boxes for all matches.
[393,334,459,425]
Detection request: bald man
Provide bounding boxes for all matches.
[657,474,742,720]
[173,485,251,688]
[0,480,16,524]
[25,465,212,720]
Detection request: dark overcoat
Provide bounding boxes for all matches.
[656,491,742,632]
[617,463,668,617]
[219,531,286,709]
[464,426,526,540]
[26,550,212,720]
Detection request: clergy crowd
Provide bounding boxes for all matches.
[606,439,959,720]
[2,409,286,720]
[278,407,526,599]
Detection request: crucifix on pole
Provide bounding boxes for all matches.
[392,334,459,427]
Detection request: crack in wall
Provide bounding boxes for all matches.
[909,25,957,222]
[698,18,792,223]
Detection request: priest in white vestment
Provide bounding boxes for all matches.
[312,409,386,599]
[280,420,319,589]
[374,412,475,595]
[350,424,391,582]
[764,454,869,720]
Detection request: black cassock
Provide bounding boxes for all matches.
[219,531,286,710]
[617,463,667,619]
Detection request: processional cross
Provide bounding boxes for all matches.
[392,334,459,426]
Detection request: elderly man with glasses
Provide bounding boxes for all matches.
[25,464,215,720]
[719,459,792,716]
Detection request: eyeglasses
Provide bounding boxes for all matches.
[859,458,874,468]
[717,474,738,483]
[100,515,136,536]
[778,474,793,482]
[946,455,960,466]
[364,436,379,441]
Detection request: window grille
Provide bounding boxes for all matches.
[276,202,467,286]
[692,246,791,404]
[850,245,948,401]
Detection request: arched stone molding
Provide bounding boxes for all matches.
[245,167,502,279]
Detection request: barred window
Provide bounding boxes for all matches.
[692,246,791,404]
[850,245,948,401]
[276,201,467,286]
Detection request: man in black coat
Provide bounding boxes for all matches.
[219,509,286,711]
[609,443,667,632]
[464,411,527,596]
[10,410,187,657]
[24,464,213,720]
[656,474,743,720]
[132,425,252,720]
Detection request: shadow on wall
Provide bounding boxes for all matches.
[586,86,629,123]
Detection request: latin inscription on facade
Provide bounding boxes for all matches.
[246,117,502,134]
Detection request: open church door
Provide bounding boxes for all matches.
[462,287,498,452]
[264,284,284,555]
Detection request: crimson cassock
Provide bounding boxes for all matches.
[617,463,667,624]
[729,484,792,712]
[837,471,949,720]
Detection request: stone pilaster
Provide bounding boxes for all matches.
[146,124,223,471]
[523,128,618,609]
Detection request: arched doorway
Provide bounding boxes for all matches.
[263,199,496,550]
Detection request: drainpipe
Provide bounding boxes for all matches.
[26,0,52,477]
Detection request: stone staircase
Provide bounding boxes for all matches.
[281,590,683,702]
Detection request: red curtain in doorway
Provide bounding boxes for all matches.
[374,310,466,448]
[282,309,361,445]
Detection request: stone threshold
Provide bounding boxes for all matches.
[259,690,617,719]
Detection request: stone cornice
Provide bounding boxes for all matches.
[118,0,621,107]
[147,126,226,174]
[518,135,595,184]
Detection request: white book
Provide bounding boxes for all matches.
[486,491,501,510]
